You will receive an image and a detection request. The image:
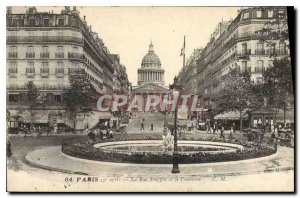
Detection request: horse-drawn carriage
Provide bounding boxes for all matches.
[277,128,294,147]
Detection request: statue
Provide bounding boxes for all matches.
[161,130,174,154]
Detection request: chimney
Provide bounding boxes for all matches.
[90,25,92,32]
[83,16,86,21]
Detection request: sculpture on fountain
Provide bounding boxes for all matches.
[161,130,174,154]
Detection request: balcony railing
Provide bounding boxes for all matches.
[265,48,289,56]
[239,49,252,56]
[55,68,64,77]
[55,53,64,59]
[26,52,35,58]
[68,52,84,60]
[8,67,18,77]
[255,49,266,55]
[26,67,35,77]
[6,36,84,44]
[40,67,49,77]
[8,52,18,58]
[40,52,49,59]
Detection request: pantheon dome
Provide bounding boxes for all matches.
[138,42,165,86]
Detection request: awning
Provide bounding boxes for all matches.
[214,111,248,120]
[91,111,113,120]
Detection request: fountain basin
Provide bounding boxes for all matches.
[94,140,244,155]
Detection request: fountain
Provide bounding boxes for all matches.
[161,130,174,154]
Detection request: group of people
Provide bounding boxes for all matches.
[87,120,114,142]
[140,118,154,131]
[206,121,236,139]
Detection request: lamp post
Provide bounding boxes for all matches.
[170,76,182,174]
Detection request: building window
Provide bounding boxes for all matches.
[40,46,49,58]
[243,11,249,19]
[8,94,18,103]
[43,18,50,26]
[9,46,17,58]
[241,61,247,72]
[28,62,34,68]
[26,46,35,58]
[279,42,286,55]
[256,43,264,55]
[256,60,264,73]
[57,62,63,67]
[267,10,274,18]
[54,94,62,103]
[42,62,49,67]
[9,61,18,74]
[56,46,64,58]
[11,19,18,26]
[29,19,35,26]
[278,9,285,19]
[256,10,262,18]
[58,19,64,26]
[26,62,35,75]
[256,77,263,84]
[241,43,248,55]
[28,31,34,41]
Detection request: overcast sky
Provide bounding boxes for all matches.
[12,6,240,86]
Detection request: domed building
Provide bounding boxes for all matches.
[132,42,169,111]
[138,42,165,86]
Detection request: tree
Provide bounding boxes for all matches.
[262,57,293,124]
[215,66,256,132]
[64,69,96,130]
[25,81,39,128]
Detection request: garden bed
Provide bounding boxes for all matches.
[61,137,276,164]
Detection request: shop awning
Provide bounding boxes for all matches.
[214,111,248,120]
[91,111,113,120]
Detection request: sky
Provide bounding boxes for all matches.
[12,6,240,86]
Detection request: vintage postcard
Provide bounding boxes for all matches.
[6,6,294,192]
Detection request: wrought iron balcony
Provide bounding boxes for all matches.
[26,52,35,58]
[55,53,64,59]
[40,52,49,59]
[6,36,84,44]
[8,52,18,58]
[55,68,64,78]
[26,67,35,77]
[40,67,49,77]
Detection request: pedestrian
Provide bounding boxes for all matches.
[207,122,211,133]
[150,123,153,131]
[106,129,110,139]
[109,129,114,139]
[47,126,52,136]
[141,118,145,130]
[233,122,236,133]
[99,129,104,140]
[229,126,234,139]
[220,124,225,139]
[23,125,28,138]
[213,122,216,134]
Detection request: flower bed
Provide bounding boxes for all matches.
[61,137,276,164]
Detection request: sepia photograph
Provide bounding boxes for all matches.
[6,5,295,192]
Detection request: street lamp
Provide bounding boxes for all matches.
[169,76,182,174]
